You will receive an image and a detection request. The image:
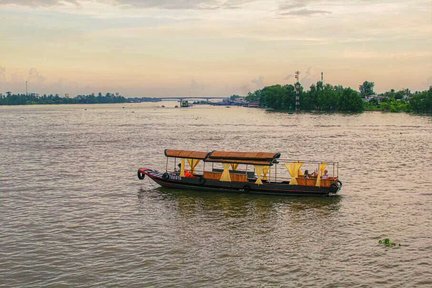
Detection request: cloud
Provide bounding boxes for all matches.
[116,0,255,10]
[27,68,45,83]
[278,0,331,16]
[0,0,254,9]
[280,8,330,16]
[297,67,325,88]
[0,0,78,6]
[0,66,6,82]
[251,76,264,88]
[116,0,217,9]
[279,0,309,10]
[425,76,432,88]
[284,74,294,81]
[189,79,206,93]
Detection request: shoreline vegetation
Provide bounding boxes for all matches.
[0,92,159,105]
[0,81,431,114]
[243,81,431,115]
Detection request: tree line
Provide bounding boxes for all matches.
[0,92,160,105]
[245,81,432,114]
[1,82,431,114]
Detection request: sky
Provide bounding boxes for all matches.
[0,0,431,97]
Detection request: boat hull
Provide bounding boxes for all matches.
[138,168,341,197]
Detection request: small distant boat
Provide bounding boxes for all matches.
[138,149,342,196]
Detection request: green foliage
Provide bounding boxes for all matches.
[363,99,381,111]
[337,87,364,112]
[379,98,411,113]
[0,93,129,105]
[381,88,411,100]
[248,82,364,113]
[410,88,432,114]
[246,80,430,114]
[363,88,414,113]
[247,84,297,111]
[316,84,340,111]
[359,81,375,97]
[379,238,401,247]
[229,94,241,100]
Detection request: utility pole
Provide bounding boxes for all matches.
[295,71,300,112]
[26,81,28,96]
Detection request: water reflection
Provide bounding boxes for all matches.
[137,187,341,220]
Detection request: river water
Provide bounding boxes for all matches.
[1,103,431,287]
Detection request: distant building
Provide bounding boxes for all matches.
[248,101,260,108]
[401,94,410,100]
[363,94,385,102]
[232,97,246,104]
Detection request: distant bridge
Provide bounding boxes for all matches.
[159,96,227,101]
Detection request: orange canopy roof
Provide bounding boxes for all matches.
[164,149,209,160]
[206,151,281,165]
[164,149,281,165]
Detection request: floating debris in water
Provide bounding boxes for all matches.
[379,238,401,247]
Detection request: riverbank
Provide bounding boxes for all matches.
[1,87,431,115]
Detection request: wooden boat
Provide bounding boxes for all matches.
[137,149,342,196]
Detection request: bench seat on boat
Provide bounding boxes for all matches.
[296,177,336,187]
[204,170,248,182]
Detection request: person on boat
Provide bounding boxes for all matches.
[175,163,181,174]
[322,170,329,179]
[177,163,194,178]
[304,170,311,179]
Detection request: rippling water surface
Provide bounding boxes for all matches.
[1,103,431,287]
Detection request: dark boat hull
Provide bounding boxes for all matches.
[138,168,341,197]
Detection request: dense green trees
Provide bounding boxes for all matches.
[338,87,364,112]
[375,98,410,113]
[246,81,431,114]
[0,93,160,105]
[410,88,432,114]
[363,88,431,113]
[359,81,375,97]
[246,82,364,113]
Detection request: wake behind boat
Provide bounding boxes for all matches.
[138,149,342,196]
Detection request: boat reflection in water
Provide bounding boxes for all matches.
[137,186,341,220]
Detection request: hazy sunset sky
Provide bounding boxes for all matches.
[0,0,431,97]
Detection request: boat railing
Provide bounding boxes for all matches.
[278,158,339,165]
[166,158,338,186]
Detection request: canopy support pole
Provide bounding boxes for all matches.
[166,156,169,172]
[268,167,271,183]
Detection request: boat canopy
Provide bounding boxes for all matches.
[206,151,281,166]
[164,149,209,160]
[164,149,280,166]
